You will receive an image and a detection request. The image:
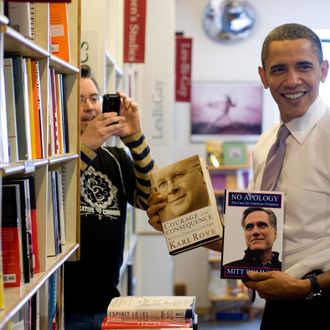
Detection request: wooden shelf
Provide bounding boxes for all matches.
[208,164,250,171]
[209,293,251,321]
[0,14,8,25]
[209,294,249,302]
[0,243,79,328]
[208,256,221,263]
[2,25,49,59]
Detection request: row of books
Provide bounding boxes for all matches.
[2,175,39,287]
[1,171,66,289]
[2,267,64,330]
[47,170,66,257]
[102,296,197,330]
[5,1,70,61]
[2,292,39,329]
[4,56,44,162]
[3,56,69,162]
[49,67,70,156]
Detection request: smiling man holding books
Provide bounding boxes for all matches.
[147,23,330,330]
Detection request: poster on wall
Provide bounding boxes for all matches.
[190,81,263,143]
[175,36,192,102]
[123,0,147,63]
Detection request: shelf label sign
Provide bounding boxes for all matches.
[123,0,147,63]
[175,37,193,102]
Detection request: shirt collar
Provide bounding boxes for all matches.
[284,96,326,144]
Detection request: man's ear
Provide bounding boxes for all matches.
[258,66,269,89]
[321,59,329,83]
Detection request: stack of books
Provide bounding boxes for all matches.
[102,296,197,330]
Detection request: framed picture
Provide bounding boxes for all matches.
[222,142,249,166]
[191,81,263,142]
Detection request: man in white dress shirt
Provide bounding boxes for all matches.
[243,23,330,329]
[147,22,330,330]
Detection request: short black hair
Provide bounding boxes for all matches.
[80,64,101,94]
[261,23,323,68]
[241,207,277,230]
[81,64,93,78]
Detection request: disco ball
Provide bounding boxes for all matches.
[202,0,256,43]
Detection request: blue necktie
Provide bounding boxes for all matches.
[261,125,291,191]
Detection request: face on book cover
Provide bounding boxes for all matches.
[155,159,211,220]
[244,209,277,256]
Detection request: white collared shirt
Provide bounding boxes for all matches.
[249,96,330,278]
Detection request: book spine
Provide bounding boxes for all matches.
[102,318,192,329]
[48,272,58,330]
[26,57,37,159]
[107,310,193,321]
[0,178,3,307]
[49,68,60,155]
[4,57,18,162]
[49,3,70,62]
[29,176,40,274]
[31,59,43,159]
[1,185,23,288]
[12,56,32,160]
[8,2,32,39]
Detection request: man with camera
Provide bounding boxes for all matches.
[64,64,156,330]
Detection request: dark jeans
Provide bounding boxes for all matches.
[260,294,330,330]
[65,312,106,330]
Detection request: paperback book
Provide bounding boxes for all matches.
[149,155,222,255]
[221,189,284,279]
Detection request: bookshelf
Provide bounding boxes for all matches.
[208,164,251,214]
[208,250,251,321]
[0,0,80,328]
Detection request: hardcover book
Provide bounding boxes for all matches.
[101,317,192,329]
[221,189,284,279]
[107,296,196,322]
[1,184,23,288]
[149,155,223,255]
